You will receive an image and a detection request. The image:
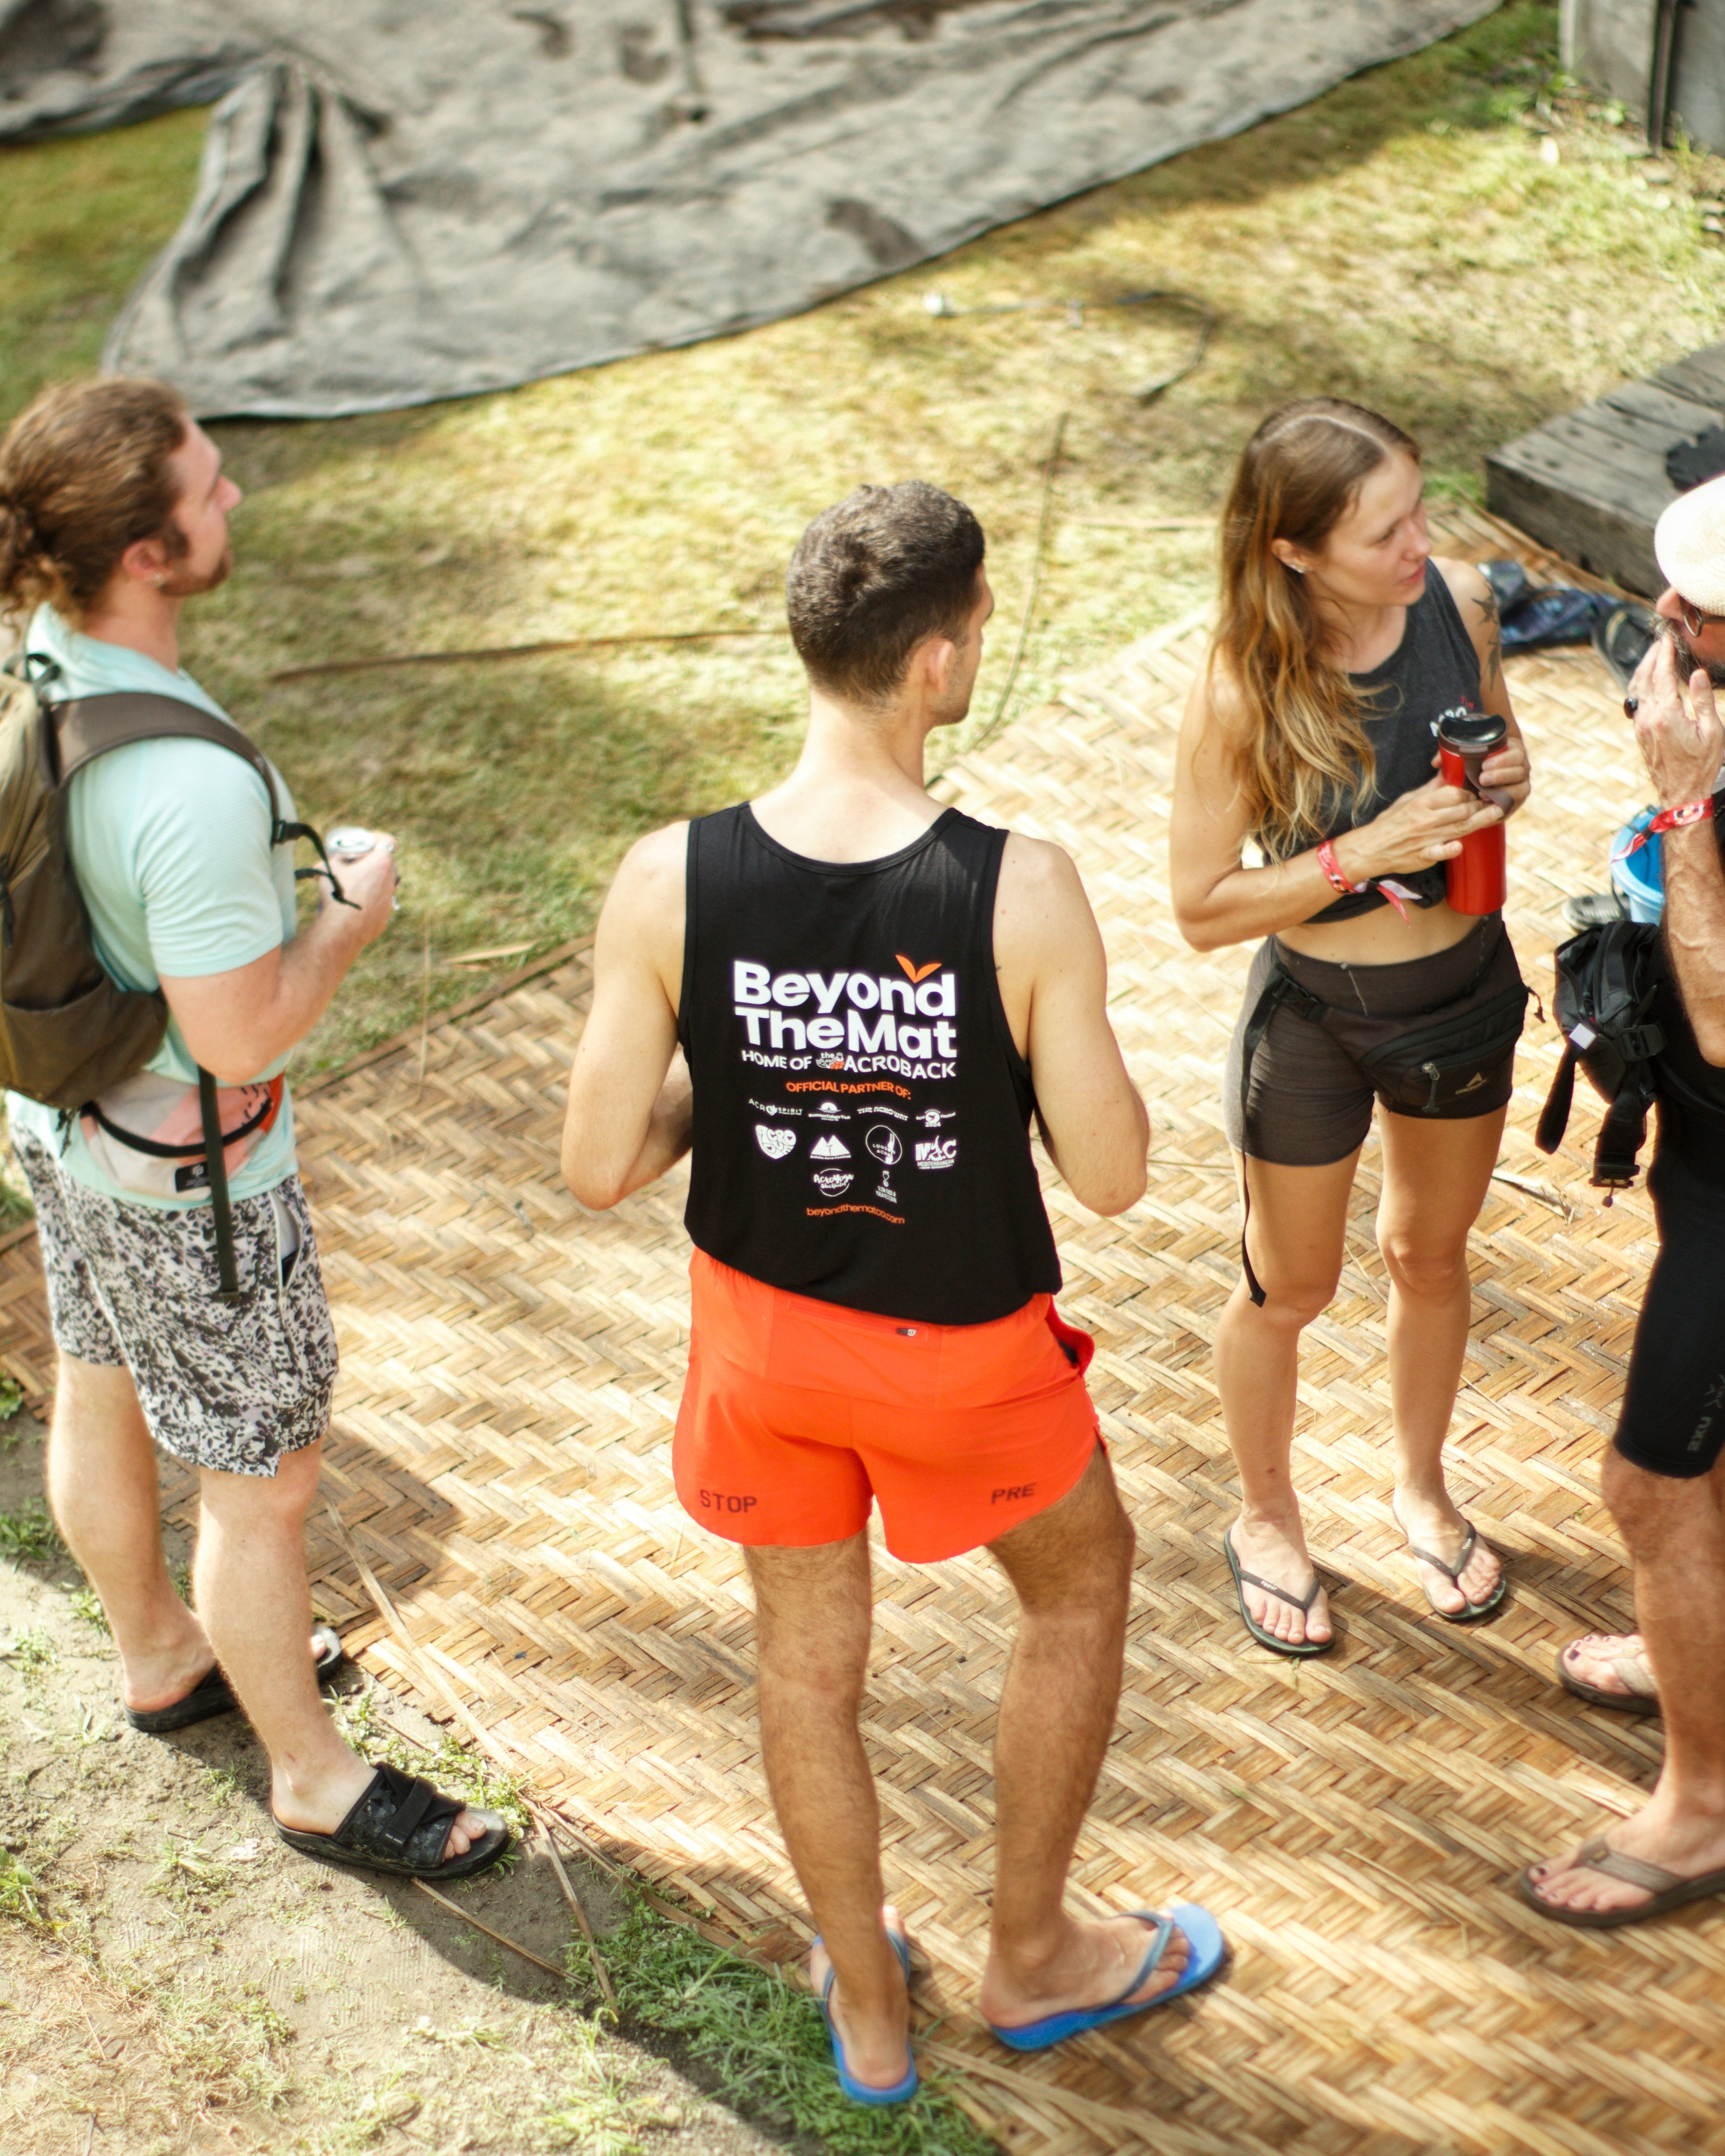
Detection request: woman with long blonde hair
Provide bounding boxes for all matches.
[1170,397,1531,1653]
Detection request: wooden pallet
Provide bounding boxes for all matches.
[1486,340,1725,594]
[4,501,1720,2156]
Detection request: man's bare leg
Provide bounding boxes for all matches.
[1525,1450,1725,1915]
[979,1448,1191,2025]
[746,1534,911,2093]
[46,1355,211,1713]
[195,1444,490,1859]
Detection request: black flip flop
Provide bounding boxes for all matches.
[125,1622,345,1734]
[1223,1529,1334,1658]
[1518,1836,1725,1929]
[274,1761,512,1881]
[1556,1637,1659,1716]
[1404,1524,1506,1624]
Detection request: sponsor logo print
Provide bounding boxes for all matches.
[1454,1071,1487,1095]
[915,1137,957,1170]
[813,1169,854,1196]
[991,1482,1037,1504]
[812,1098,846,1119]
[810,1133,850,1160]
[755,1125,796,1159]
[865,1126,902,1166]
[896,954,943,984]
[919,1107,956,1128]
[817,1054,846,1070]
[876,1182,898,1205]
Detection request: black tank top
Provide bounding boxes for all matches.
[678,804,1061,1325]
[1260,563,1487,923]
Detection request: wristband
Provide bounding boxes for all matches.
[1615,796,1716,860]
[1315,839,1354,895]
[1315,838,1415,922]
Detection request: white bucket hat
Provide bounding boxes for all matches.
[1655,471,1725,614]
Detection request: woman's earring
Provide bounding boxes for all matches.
[1287,562,1306,576]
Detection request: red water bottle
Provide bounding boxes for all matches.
[1437,709,1508,915]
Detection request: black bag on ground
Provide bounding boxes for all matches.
[1535,921,1665,1193]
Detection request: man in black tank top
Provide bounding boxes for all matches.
[563,483,1225,2095]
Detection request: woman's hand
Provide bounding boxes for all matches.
[1479,734,1531,814]
[1332,776,1503,884]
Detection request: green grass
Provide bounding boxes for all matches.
[0,1501,61,1563]
[598,1897,994,2156]
[1,1,1721,1087]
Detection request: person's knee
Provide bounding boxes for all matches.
[1249,1270,1340,1330]
[1603,1445,1711,1554]
[200,1439,323,1534]
[1376,1226,1467,1303]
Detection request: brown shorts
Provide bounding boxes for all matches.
[1222,916,1524,1166]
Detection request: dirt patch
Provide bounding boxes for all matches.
[0,1413,784,2156]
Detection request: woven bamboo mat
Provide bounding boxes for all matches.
[5,503,1720,2154]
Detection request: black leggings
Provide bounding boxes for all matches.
[1613,1141,1725,1479]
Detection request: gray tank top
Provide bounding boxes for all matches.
[1259,563,1486,923]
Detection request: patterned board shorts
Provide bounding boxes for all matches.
[14,1130,338,1477]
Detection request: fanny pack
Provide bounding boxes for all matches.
[79,1068,286,1202]
[1236,927,1529,1304]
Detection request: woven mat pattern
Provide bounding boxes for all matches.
[3,505,1716,2154]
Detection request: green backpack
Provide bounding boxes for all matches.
[0,654,344,1297]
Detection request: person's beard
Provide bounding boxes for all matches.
[1664,615,1725,687]
[157,543,233,599]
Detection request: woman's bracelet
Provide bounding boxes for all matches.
[1315,837,1415,921]
[1315,839,1356,895]
[1616,796,1716,860]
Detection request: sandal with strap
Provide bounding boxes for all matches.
[1556,1634,1659,1715]
[1519,1836,1725,1929]
[814,1917,918,2106]
[1401,1521,1506,1624]
[126,1622,345,1734]
[987,1905,1227,2052]
[274,1761,511,1880]
[1223,1530,1333,1658]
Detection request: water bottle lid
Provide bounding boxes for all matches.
[1436,708,1508,753]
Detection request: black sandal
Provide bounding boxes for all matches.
[1403,1523,1507,1624]
[1224,1529,1334,1658]
[125,1622,346,1734]
[274,1761,512,1880]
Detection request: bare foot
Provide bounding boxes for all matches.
[1523,1798,1725,1920]
[981,1911,1191,2031]
[273,1755,499,1865]
[121,1627,335,1716]
[1561,1632,1657,1703]
[1228,1514,1331,1647]
[810,1905,913,2093]
[1391,1491,1502,1617]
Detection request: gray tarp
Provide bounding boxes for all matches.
[0,0,1497,418]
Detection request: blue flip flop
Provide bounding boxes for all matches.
[814,1921,919,2106]
[987,1904,1226,2053]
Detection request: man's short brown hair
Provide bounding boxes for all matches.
[0,378,190,628]
[785,482,985,704]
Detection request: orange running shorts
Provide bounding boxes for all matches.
[673,1250,1101,1562]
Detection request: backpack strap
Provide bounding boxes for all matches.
[44,686,334,1299]
[47,691,356,909]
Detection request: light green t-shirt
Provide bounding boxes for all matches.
[6,607,300,1207]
